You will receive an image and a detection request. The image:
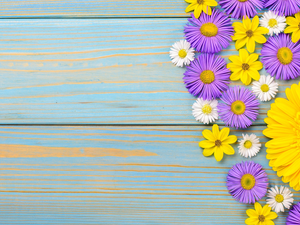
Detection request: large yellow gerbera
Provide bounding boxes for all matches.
[227,49,263,85]
[245,202,277,225]
[185,0,218,18]
[199,124,237,161]
[232,16,269,53]
[284,12,300,43]
[264,83,300,191]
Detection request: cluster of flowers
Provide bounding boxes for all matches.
[169,0,300,224]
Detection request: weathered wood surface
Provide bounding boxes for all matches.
[0,126,294,224]
[0,0,189,18]
[1,1,298,225]
[0,19,297,124]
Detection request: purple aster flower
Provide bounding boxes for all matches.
[218,86,259,129]
[287,202,300,225]
[227,161,268,204]
[261,33,300,80]
[184,9,233,54]
[219,0,264,19]
[265,0,300,16]
[183,53,230,100]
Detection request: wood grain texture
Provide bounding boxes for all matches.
[0,18,298,124]
[0,0,189,18]
[0,126,295,225]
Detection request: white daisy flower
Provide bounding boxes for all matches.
[238,134,261,158]
[267,186,294,213]
[192,98,218,124]
[260,10,286,36]
[252,75,278,102]
[170,40,195,67]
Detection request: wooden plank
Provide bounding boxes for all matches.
[0,18,298,124]
[0,0,267,18]
[0,0,188,18]
[0,125,294,224]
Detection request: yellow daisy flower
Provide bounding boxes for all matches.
[245,202,277,225]
[227,49,263,85]
[185,0,218,18]
[199,124,237,162]
[232,15,269,53]
[264,83,300,191]
[284,12,300,43]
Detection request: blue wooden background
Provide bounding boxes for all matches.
[0,1,298,224]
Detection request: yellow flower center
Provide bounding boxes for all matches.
[277,47,293,65]
[215,140,222,147]
[238,0,248,2]
[258,215,265,222]
[268,18,278,28]
[261,84,269,92]
[202,104,212,114]
[242,63,250,71]
[231,100,246,115]
[200,22,218,37]
[241,174,256,190]
[275,194,284,203]
[197,0,205,4]
[200,70,215,84]
[246,30,253,37]
[178,49,187,59]
[244,140,252,149]
[298,23,300,29]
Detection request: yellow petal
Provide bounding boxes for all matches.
[222,144,235,155]
[249,61,263,70]
[194,4,202,18]
[223,135,237,144]
[199,140,215,148]
[243,16,251,30]
[229,55,242,64]
[295,12,300,20]
[284,25,298,33]
[185,0,196,3]
[230,70,242,80]
[239,48,249,62]
[232,32,247,40]
[247,53,259,64]
[265,221,275,225]
[185,2,197,12]
[241,71,251,85]
[246,37,255,53]
[286,17,299,26]
[248,68,260,80]
[203,146,216,157]
[233,22,246,32]
[219,127,230,141]
[251,16,259,31]
[205,0,218,6]
[245,218,258,225]
[262,205,271,216]
[254,202,262,214]
[202,4,212,15]
[235,38,247,51]
[202,129,216,141]
[212,124,219,137]
[214,147,223,161]
[255,27,269,34]
[253,34,267,44]
[265,212,278,220]
[227,63,242,71]
[246,209,258,218]
[292,29,300,43]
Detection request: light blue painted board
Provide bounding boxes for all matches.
[0,0,193,18]
[0,0,267,18]
[0,126,297,224]
[0,19,297,124]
